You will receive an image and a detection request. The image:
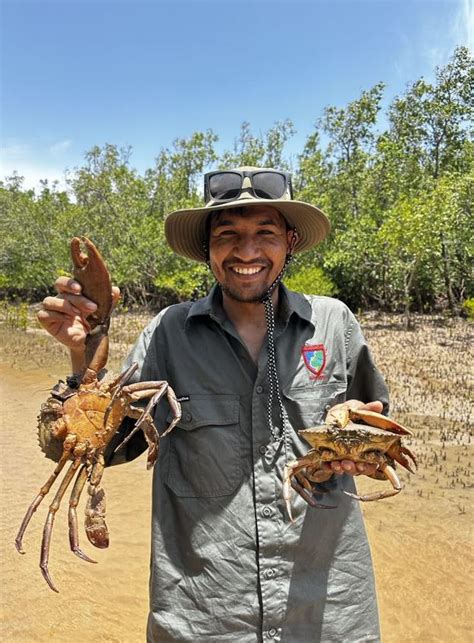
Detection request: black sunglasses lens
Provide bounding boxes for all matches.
[209,173,242,200]
[252,172,287,199]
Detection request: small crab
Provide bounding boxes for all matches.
[283,400,417,521]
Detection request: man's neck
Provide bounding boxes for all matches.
[221,287,279,328]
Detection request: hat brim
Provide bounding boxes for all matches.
[165,198,331,262]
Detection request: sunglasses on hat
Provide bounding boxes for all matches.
[204,170,293,203]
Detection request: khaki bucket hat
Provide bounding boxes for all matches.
[164,166,331,262]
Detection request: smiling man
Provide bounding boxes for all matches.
[39,167,388,642]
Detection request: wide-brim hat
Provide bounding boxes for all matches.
[164,166,331,262]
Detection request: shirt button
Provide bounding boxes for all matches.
[264,568,275,579]
[256,385,264,394]
[325,404,331,411]
[268,628,278,638]
[261,506,272,518]
[259,445,267,455]
[184,412,192,422]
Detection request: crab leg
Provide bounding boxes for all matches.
[68,465,97,563]
[135,414,161,470]
[114,383,181,454]
[15,441,74,554]
[103,363,139,426]
[41,458,82,592]
[284,458,336,522]
[344,464,402,502]
[84,454,108,549]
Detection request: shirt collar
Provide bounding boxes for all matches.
[185,283,314,329]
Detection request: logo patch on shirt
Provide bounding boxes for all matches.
[302,344,327,380]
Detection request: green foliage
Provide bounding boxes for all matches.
[284,265,337,297]
[0,48,472,314]
[462,298,474,319]
[0,300,29,330]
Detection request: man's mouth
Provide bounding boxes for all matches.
[230,266,265,275]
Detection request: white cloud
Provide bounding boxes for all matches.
[426,0,473,69]
[49,139,72,155]
[456,0,474,51]
[0,140,72,191]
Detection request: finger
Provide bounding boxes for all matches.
[42,295,96,316]
[112,286,121,304]
[54,276,82,295]
[360,401,383,414]
[356,462,378,475]
[340,459,358,474]
[329,461,344,474]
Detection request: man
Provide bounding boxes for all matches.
[39,167,387,642]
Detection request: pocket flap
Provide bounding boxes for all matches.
[167,394,239,431]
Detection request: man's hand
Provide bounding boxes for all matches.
[322,400,384,477]
[37,276,120,369]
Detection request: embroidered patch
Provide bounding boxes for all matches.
[302,344,327,379]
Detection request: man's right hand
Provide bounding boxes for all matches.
[37,277,120,369]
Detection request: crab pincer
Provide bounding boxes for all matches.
[70,236,114,384]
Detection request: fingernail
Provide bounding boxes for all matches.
[71,282,81,292]
[85,302,97,310]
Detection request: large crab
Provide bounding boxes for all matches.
[283,400,417,521]
[15,237,181,592]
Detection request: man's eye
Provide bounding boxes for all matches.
[258,229,274,235]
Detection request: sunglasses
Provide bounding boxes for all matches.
[204,170,293,203]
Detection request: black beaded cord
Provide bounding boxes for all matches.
[205,224,298,448]
[260,230,297,447]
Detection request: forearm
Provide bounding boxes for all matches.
[70,347,86,373]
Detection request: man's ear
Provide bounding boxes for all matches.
[287,228,298,255]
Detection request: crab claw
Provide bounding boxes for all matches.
[70,237,114,384]
[70,237,113,327]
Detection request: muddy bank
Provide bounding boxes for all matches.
[1,315,473,642]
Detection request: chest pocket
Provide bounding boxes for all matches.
[284,383,347,431]
[165,394,242,498]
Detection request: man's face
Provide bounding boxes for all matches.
[209,205,294,303]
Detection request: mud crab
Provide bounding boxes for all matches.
[283,400,417,521]
[15,237,181,592]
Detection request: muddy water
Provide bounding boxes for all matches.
[1,358,472,642]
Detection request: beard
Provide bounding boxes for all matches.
[219,281,271,303]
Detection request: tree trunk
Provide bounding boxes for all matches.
[440,233,457,315]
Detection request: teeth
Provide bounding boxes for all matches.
[233,267,262,275]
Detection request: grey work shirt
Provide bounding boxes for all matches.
[109,284,388,643]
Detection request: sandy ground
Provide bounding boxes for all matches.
[1,315,473,642]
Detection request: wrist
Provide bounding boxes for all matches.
[70,347,85,373]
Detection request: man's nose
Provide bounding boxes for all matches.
[233,233,261,259]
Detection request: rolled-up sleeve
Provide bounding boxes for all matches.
[345,313,389,414]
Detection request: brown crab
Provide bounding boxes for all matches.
[15,237,182,592]
[283,400,417,521]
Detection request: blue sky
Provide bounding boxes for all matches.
[1,0,473,189]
